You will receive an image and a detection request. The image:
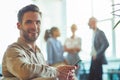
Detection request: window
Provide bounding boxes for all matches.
[0,0,33,63]
[66,0,114,61]
[114,0,120,58]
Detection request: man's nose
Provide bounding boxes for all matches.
[32,22,38,30]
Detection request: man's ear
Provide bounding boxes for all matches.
[17,22,21,30]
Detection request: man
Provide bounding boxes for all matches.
[2,4,76,80]
[88,17,109,80]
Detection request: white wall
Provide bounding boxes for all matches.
[0,0,66,63]
[0,0,33,64]
[33,0,67,60]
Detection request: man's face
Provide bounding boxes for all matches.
[18,11,41,43]
[88,19,96,29]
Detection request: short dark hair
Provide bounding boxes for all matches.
[44,29,51,41]
[17,4,42,23]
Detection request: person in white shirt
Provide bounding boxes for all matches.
[64,24,81,80]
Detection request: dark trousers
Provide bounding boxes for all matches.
[88,59,103,80]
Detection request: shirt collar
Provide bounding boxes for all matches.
[17,37,40,53]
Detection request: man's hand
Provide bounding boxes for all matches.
[57,65,77,80]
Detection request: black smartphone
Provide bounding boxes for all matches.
[74,59,82,66]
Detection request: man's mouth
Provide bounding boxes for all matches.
[28,30,38,34]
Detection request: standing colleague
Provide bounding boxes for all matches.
[88,17,109,80]
[64,24,81,79]
[46,27,67,67]
[2,4,77,80]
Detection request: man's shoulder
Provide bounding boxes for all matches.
[4,42,23,58]
[8,42,20,48]
[6,42,25,52]
[97,28,104,32]
[96,28,105,35]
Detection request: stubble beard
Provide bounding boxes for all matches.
[21,28,40,43]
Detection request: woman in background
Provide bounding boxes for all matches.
[64,24,82,79]
[44,27,67,67]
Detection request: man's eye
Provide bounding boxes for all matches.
[36,21,41,25]
[26,20,32,24]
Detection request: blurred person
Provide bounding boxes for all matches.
[64,24,81,80]
[46,27,67,67]
[88,17,109,80]
[44,29,51,42]
[2,4,77,80]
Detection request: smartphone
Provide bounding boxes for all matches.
[74,59,82,66]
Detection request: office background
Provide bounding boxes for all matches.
[0,0,119,79]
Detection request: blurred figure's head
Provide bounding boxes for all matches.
[71,24,77,33]
[44,27,60,41]
[50,27,60,38]
[88,17,97,30]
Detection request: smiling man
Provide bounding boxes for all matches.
[2,4,76,80]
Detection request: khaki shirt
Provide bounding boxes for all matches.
[2,38,58,80]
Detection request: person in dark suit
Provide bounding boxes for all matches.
[88,17,109,80]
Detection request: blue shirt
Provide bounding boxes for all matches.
[46,37,64,65]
